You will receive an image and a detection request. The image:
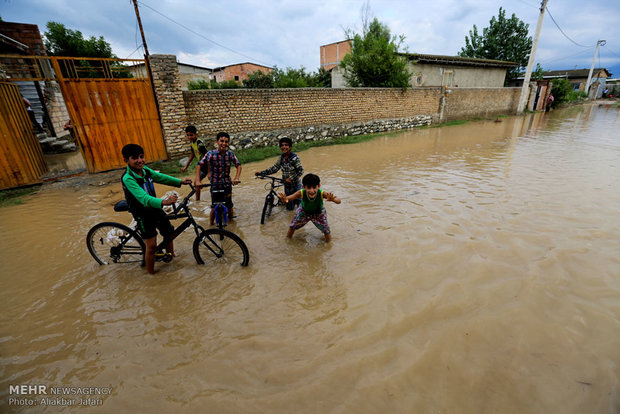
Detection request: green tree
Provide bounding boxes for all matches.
[242,67,331,89]
[273,67,315,88]
[43,21,131,78]
[44,21,116,58]
[532,63,545,81]
[243,70,275,88]
[458,7,532,82]
[313,67,332,88]
[340,18,411,88]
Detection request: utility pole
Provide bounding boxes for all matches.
[585,39,606,98]
[132,0,153,81]
[517,0,549,114]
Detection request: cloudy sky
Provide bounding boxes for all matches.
[2,0,619,76]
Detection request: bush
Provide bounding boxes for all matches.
[243,70,274,88]
[551,78,574,107]
[187,79,211,90]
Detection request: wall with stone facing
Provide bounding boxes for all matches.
[232,115,434,149]
[443,87,521,121]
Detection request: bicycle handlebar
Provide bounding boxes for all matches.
[255,173,285,183]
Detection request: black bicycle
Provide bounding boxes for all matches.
[86,184,249,267]
[256,173,286,224]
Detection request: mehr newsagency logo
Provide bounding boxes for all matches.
[8,384,112,407]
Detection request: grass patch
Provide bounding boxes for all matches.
[235,133,383,164]
[0,185,41,208]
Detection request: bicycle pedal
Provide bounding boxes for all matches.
[155,252,174,263]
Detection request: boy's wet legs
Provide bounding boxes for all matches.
[144,236,157,274]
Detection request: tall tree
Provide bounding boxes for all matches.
[340,17,411,88]
[43,21,132,78]
[458,7,532,82]
[44,22,116,58]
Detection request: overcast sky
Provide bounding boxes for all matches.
[2,0,619,76]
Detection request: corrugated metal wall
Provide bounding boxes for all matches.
[0,81,47,189]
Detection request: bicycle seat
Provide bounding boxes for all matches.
[113,200,129,212]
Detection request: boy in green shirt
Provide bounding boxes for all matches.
[121,144,192,274]
[279,173,341,242]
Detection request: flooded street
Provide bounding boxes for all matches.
[1,104,619,413]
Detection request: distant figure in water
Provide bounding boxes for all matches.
[546,93,554,112]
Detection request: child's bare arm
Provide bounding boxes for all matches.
[182,152,195,172]
[323,191,341,204]
[279,190,301,204]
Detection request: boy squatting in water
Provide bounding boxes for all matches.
[278,173,341,242]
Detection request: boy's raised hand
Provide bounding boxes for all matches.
[323,191,341,204]
[278,192,288,203]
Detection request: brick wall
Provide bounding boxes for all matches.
[443,88,521,121]
[149,55,521,159]
[0,22,46,55]
[149,55,188,156]
[183,87,442,138]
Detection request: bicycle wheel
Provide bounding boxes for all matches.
[86,222,145,265]
[193,228,249,267]
[260,193,276,224]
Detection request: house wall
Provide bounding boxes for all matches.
[320,41,351,71]
[0,22,46,55]
[212,63,272,83]
[443,87,521,121]
[178,64,212,89]
[409,64,507,88]
[332,63,507,88]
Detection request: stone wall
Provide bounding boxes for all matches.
[442,87,521,121]
[232,115,434,149]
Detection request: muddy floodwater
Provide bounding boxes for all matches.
[1,104,619,413]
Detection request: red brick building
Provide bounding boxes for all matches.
[0,21,47,55]
[320,40,351,71]
[211,62,273,83]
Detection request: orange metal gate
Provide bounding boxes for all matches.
[0,55,167,176]
[0,81,47,189]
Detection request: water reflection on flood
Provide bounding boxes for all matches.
[1,104,619,413]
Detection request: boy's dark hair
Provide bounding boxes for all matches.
[122,143,144,160]
[279,137,292,147]
[185,125,197,134]
[216,132,230,140]
[302,173,320,187]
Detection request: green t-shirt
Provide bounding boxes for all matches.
[301,189,323,214]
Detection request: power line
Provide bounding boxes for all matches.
[539,47,595,66]
[545,6,596,48]
[125,45,143,59]
[136,1,274,67]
